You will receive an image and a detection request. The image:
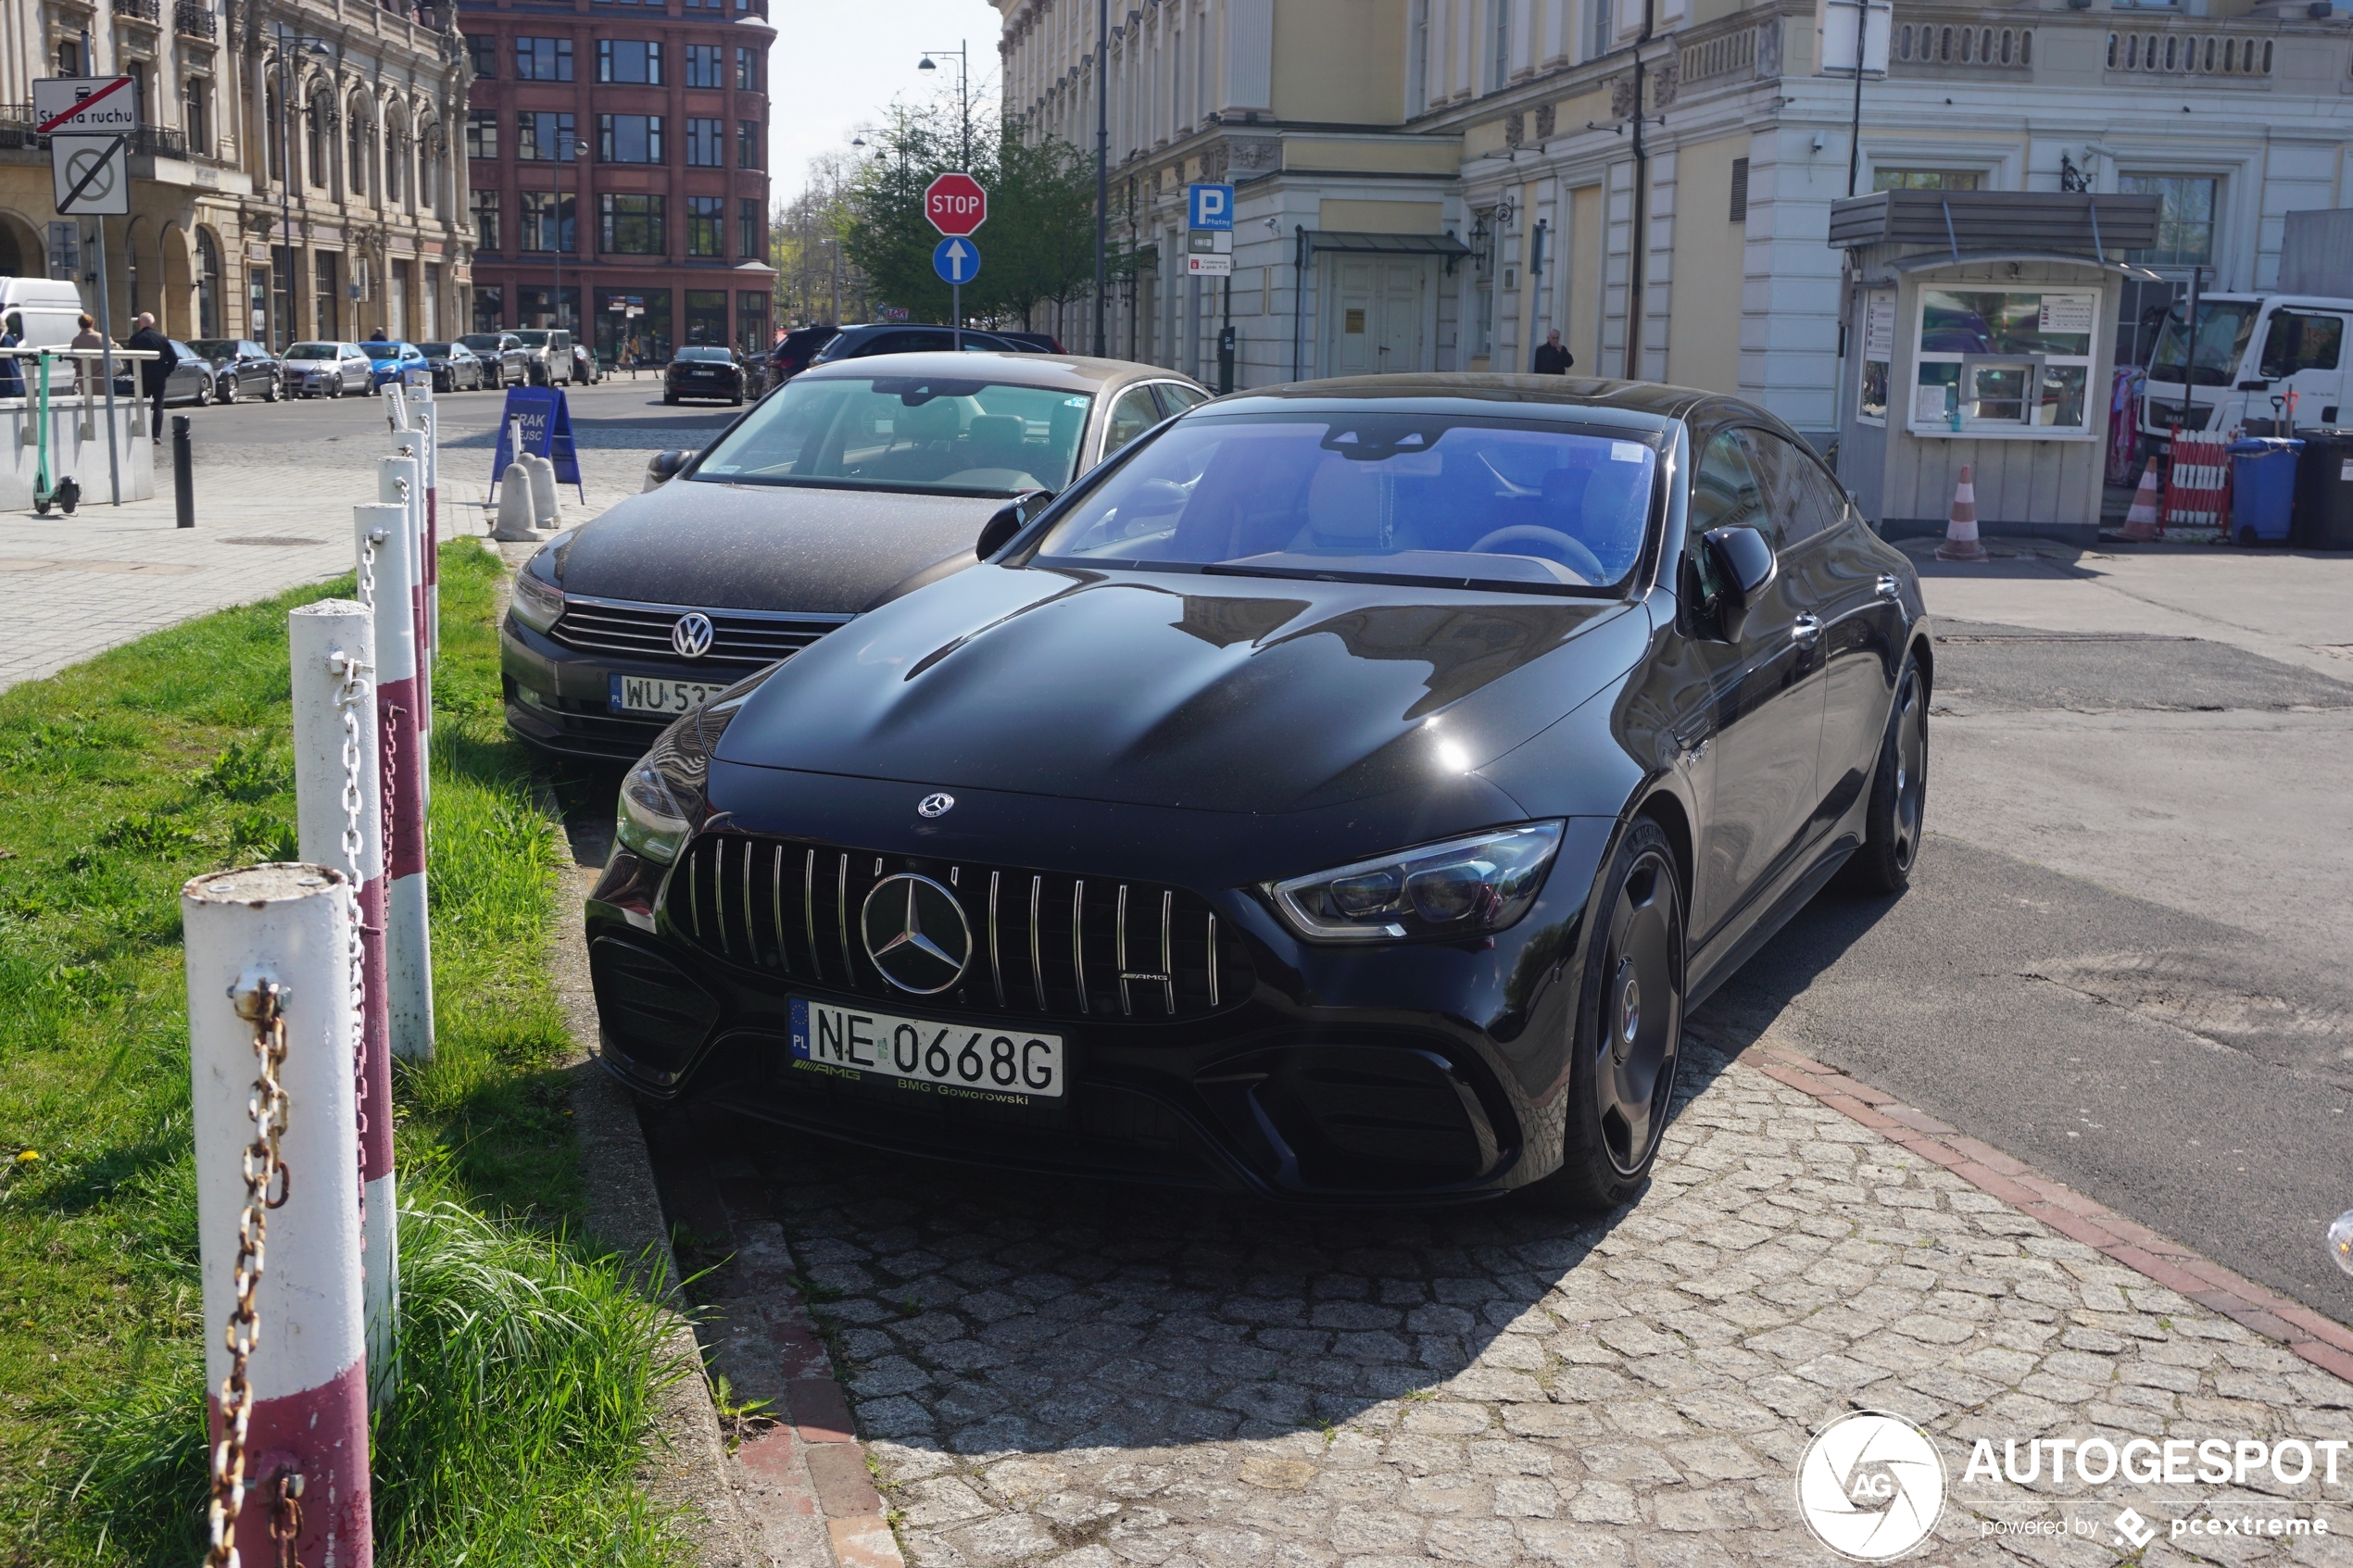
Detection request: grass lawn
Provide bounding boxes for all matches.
[0,543,687,1564]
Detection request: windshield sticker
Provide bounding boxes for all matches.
[1612,442,1647,463]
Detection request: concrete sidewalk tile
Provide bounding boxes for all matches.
[2025,1206,2122,1249]
[2211,1301,2300,1345]
[1951,1164,2040,1209]
[802,1438,884,1518]
[827,1516,905,1568]
[1889,1132,1964,1167]
[2273,1305,2353,1356]
[1819,1092,1898,1129]
[789,1375,858,1443]
[2106,1247,2217,1300]
[2291,1340,2353,1383]
[1878,1104,1957,1135]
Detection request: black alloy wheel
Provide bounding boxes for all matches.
[265,375,281,402]
[1844,653,1929,894]
[218,374,237,405]
[1525,817,1686,1212]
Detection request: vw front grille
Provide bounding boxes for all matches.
[666,834,1252,1023]
[551,597,850,668]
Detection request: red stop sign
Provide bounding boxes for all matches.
[924,172,988,237]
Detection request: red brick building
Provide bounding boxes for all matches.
[458,0,774,365]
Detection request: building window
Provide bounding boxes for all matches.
[467,33,496,78]
[347,115,369,198]
[305,96,327,187]
[515,37,573,82]
[386,129,405,205]
[466,112,498,161]
[186,78,211,158]
[196,228,223,337]
[471,188,502,251]
[520,191,576,253]
[598,40,663,84]
[1910,288,2099,433]
[519,112,579,162]
[1730,157,1749,221]
[1872,169,1982,192]
[1407,0,1428,116]
[1470,210,1497,359]
[735,45,761,91]
[1492,0,1512,90]
[598,114,664,164]
[687,195,724,257]
[313,251,339,340]
[736,290,768,353]
[684,289,727,345]
[599,193,665,253]
[57,40,81,75]
[1590,0,1612,60]
[736,120,761,169]
[474,284,504,333]
[2120,173,2218,268]
[739,196,761,259]
[686,118,724,167]
[685,44,722,87]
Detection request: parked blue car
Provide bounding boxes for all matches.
[361,340,428,394]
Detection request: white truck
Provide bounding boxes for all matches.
[2139,208,2353,453]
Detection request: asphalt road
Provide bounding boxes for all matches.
[176,370,741,454]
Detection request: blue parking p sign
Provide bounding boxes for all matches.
[1188,182,1235,232]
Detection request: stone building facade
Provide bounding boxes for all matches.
[995,0,2353,449]
[0,0,472,348]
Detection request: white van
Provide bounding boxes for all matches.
[0,278,90,348]
[2140,293,2353,452]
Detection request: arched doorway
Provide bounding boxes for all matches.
[196,229,224,338]
[0,211,40,279]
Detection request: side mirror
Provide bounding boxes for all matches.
[2238,378,2273,392]
[644,449,691,491]
[1697,525,1777,641]
[976,489,1051,559]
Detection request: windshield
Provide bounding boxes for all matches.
[364,344,404,359]
[692,374,1096,497]
[675,347,732,362]
[459,335,505,351]
[187,339,235,358]
[285,343,337,360]
[2149,301,2259,386]
[419,343,451,357]
[514,331,553,346]
[1031,413,1659,594]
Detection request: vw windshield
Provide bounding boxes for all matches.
[692,375,1096,498]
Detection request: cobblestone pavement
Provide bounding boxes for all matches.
[716,1021,2353,1568]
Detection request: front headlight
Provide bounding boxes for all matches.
[1265,822,1567,943]
[616,762,692,865]
[510,564,565,633]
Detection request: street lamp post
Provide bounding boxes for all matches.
[916,44,969,169]
[549,136,587,338]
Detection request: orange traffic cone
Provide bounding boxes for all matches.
[2120,459,2162,543]
[1934,464,1990,562]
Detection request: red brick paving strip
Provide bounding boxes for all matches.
[1749,1041,2353,1383]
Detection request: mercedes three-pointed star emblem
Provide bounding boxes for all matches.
[859,873,973,994]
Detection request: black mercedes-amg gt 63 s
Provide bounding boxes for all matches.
[585,374,1931,1210]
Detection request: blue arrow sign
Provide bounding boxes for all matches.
[933,236,981,285]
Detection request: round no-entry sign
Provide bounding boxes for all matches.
[925,172,988,237]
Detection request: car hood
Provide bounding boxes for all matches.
[716,565,1648,815]
[551,480,1001,613]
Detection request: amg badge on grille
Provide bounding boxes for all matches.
[861,873,973,993]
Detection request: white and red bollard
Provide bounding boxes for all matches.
[357,500,436,1063]
[1934,463,1990,562]
[184,864,373,1568]
[287,599,399,1388]
[378,452,430,800]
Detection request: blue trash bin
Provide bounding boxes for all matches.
[2228,437,2304,544]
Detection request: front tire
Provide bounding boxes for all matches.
[219,377,237,405]
[1843,652,1929,895]
[1523,817,1686,1213]
[328,374,343,398]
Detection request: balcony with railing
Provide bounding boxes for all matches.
[173,0,217,38]
[2106,26,2273,78]
[112,0,161,23]
[1893,19,2036,74]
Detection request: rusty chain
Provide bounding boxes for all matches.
[267,1473,305,1568]
[330,644,372,1247]
[204,972,295,1568]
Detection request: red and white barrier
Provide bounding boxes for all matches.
[287,599,398,1388]
[357,501,435,1063]
[185,864,373,1568]
[2163,430,2232,536]
[378,453,430,809]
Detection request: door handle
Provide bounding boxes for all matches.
[1875,573,1902,600]
[1792,614,1822,646]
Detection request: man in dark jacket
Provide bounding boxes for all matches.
[125,313,177,440]
[1531,329,1574,375]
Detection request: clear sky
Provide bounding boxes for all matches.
[767,0,1006,209]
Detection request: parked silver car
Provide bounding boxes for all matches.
[282,341,373,398]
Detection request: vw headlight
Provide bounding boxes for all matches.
[616,761,692,865]
[1265,822,1566,943]
[510,560,565,633]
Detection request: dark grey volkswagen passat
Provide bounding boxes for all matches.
[586,375,1930,1210]
[500,352,1210,759]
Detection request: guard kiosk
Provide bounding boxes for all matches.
[1831,191,2163,546]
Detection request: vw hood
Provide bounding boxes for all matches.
[716,564,1649,816]
[550,480,1001,613]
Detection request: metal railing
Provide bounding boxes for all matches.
[174,0,217,37]
[1894,20,2036,71]
[2107,28,2273,76]
[113,0,161,21]
[0,105,44,152]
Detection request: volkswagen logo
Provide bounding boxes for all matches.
[916,793,956,819]
[860,874,972,994]
[671,611,715,659]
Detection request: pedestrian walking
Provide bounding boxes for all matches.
[125,313,177,441]
[0,312,25,402]
[69,313,107,395]
[1531,330,1574,375]
[367,326,389,344]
